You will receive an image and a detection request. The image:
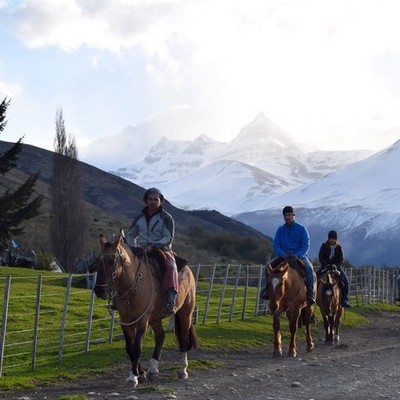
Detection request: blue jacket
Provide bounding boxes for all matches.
[273,221,310,258]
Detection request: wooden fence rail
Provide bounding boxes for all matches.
[0,264,399,377]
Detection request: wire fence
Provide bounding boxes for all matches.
[0,264,399,376]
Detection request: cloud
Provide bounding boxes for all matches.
[2,0,400,152]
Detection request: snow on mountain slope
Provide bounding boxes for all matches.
[161,159,292,215]
[267,139,400,212]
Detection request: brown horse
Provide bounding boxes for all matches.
[316,265,343,344]
[267,258,316,357]
[93,234,199,387]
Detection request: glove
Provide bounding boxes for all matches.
[131,246,145,257]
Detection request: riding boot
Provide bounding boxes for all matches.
[341,287,352,308]
[259,276,269,300]
[340,273,352,308]
[165,288,177,315]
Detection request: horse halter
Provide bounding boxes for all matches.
[100,245,146,302]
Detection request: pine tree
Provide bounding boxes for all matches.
[0,98,43,249]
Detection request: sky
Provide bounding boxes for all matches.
[1,0,400,163]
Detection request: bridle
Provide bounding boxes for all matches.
[97,243,156,325]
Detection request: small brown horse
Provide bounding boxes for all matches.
[316,266,343,344]
[93,234,199,387]
[268,258,316,357]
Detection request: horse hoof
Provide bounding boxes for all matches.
[148,372,159,382]
[307,343,314,352]
[273,349,282,357]
[126,372,139,387]
[287,351,297,357]
[178,371,188,379]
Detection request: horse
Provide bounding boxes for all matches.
[92,233,199,387]
[267,258,316,357]
[316,265,343,344]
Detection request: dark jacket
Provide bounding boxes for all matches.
[318,241,344,267]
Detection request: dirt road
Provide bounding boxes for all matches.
[2,310,400,400]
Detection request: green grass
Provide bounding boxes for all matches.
[0,266,399,392]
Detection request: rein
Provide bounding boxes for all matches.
[101,247,156,326]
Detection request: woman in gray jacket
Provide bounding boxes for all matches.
[127,188,178,315]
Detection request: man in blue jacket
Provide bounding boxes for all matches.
[260,206,315,305]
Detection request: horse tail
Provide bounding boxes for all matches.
[175,312,200,352]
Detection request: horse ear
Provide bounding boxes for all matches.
[268,263,274,274]
[99,234,107,249]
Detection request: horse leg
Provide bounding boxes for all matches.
[272,313,282,357]
[147,320,165,381]
[175,307,199,379]
[286,310,299,357]
[322,315,331,344]
[333,309,343,343]
[327,315,334,344]
[124,325,147,386]
[302,307,314,353]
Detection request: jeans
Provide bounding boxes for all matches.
[300,256,315,297]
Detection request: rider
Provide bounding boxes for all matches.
[316,230,352,308]
[260,206,316,305]
[126,187,179,315]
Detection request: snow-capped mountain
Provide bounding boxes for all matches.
[112,113,372,214]
[234,140,400,265]
[102,111,400,265]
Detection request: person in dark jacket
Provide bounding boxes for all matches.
[126,187,179,315]
[260,206,316,305]
[317,230,352,308]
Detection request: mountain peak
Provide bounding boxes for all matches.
[231,113,295,148]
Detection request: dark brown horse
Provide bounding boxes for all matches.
[316,265,343,344]
[93,234,199,387]
[267,258,316,357]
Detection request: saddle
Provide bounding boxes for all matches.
[131,247,188,280]
[270,255,307,279]
[319,264,344,287]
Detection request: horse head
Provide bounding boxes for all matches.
[93,233,127,299]
[268,261,290,313]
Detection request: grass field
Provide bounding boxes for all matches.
[0,265,398,391]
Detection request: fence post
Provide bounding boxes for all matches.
[202,262,216,325]
[58,273,73,363]
[85,272,97,352]
[229,264,242,322]
[194,264,201,288]
[0,275,11,378]
[217,264,230,323]
[241,265,249,320]
[255,265,264,316]
[31,275,43,370]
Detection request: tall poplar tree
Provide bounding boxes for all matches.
[0,98,43,249]
[51,108,88,272]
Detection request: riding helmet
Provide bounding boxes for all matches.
[282,206,295,215]
[143,187,164,204]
